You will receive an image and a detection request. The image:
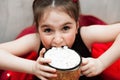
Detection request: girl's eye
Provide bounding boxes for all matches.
[44,28,52,33]
[63,26,70,31]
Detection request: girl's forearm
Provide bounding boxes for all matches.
[98,34,120,70]
[0,50,35,74]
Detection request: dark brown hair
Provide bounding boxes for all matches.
[33,0,80,30]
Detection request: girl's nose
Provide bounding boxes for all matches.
[52,33,63,47]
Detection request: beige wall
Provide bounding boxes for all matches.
[80,0,120,24]
[0,0,120,42]
[0,0,34,43]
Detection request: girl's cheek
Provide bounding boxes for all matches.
[66,35,75,47]
[41,36,51,47]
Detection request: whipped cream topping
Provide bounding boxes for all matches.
[44,46,81,70]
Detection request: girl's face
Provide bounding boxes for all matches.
[38,9,78,49]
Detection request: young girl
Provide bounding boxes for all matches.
[0,0,120,80]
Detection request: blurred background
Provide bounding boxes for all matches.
[0,0,120,43]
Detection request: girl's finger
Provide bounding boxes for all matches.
[37,57,51,64]
[81,68,91,76]
[39,64,56,72]
[39,48,46,57]
[86,73,94,77]
[38,70,57,78]
[81,57,88,66]
[80,58,89,71]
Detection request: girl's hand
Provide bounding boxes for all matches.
[80,57,104,77]
[32,48,57,80]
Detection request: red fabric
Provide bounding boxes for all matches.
[79,15,107,26]
[0,15,120,80]
[92,43,120,80]
[16,25,36,39]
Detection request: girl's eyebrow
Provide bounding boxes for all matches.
[40,23,53,28]
[40,22,73,28]
[40,24,50,28]
[60,22,73,28]
[62,22,73,26]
